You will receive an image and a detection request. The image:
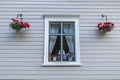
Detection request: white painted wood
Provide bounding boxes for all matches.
[0,0,120,80]
[43,15,81,66]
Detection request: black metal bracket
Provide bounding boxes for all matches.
[17,13,22,18]
[102,14,108,22]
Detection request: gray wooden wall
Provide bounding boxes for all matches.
[0,0,120,80]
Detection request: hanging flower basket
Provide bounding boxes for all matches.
[97,22,114,33]
[9,18,30,31]
[97,14,115,33]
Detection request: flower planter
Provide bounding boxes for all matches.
[68,56,73,61]
[53,56,57,61]
[9,18,30,32]
[10,23,22,31]
[97,22,114,33]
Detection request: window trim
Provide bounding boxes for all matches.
[42,15,82,66]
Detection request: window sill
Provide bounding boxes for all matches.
[42,62,82,67]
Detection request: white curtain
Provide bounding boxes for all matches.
[49,24,59,54]
[63,23,74,54]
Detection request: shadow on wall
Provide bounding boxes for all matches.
[10,29,30,38]
[95,30,108,38]
[0,29,31,42]
[15,30,30,38]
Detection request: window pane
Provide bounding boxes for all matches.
[49,22,61,34]
[62,36,75,61]
[63,22,74,34]
[48,35,61,61]
[48,22,75,62]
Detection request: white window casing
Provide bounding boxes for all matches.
[42,15,82,66]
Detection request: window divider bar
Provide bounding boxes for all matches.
[49,34,75,36]
[61,22,63,62]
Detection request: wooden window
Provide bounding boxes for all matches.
[42,15,81,66]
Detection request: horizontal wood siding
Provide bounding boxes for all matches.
[0,0,120,80]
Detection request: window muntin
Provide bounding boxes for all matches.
[48,22,75,62]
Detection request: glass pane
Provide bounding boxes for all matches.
[48,35,61,61]
[49,22,61,34]
[62,36,75,61]
[63,22,74,34]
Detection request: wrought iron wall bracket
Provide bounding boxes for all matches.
[17,13,22,18]
[102,14,108,22]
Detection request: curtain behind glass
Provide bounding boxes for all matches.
[63,22,74,34]
[63,23,75,54]
[49,23,60,54]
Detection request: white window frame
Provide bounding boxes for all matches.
[42,15,81,66]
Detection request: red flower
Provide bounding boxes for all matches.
[10,18,30,31]
[12,18,14,21]
[97,23,103,30]
[12,18,19,23]
[20,22,26,28]
[24,22,30,28]
[97,22,114,33]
